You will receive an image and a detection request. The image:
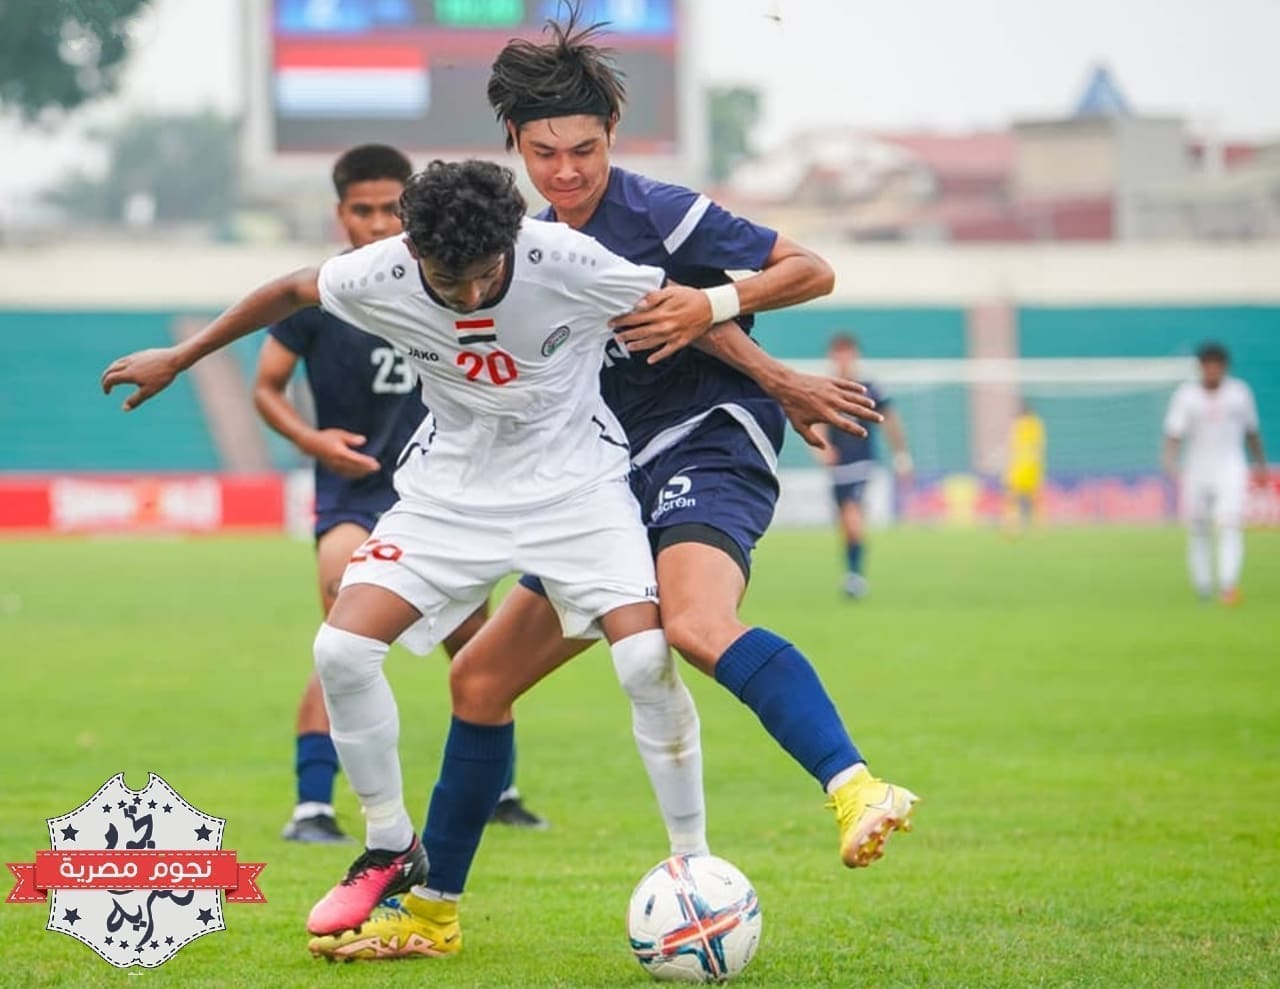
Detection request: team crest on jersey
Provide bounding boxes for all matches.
[456,318,497,345]
[527,248,543,264]
[391,264,405,279]
[541,325,571,357]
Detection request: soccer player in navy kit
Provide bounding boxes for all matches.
[817,333,913,598]
[435,10,915,890]
[254,145,544,842]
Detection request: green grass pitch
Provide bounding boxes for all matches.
[1,527,1277,988]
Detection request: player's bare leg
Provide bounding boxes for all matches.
[306,584,429,937]
[451,587,706,854]
[657,539,916,868]
[285,522,371,844]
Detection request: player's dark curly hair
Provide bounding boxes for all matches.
[399,160,525,273]
[488,2,626,149]
[331,144,413,199]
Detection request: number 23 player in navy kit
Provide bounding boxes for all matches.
[253,145,542,842]
[449,10,918,875]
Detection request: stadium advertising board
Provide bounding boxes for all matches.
[270,0,678,154]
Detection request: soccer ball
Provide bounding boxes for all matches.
[627,854,762,983]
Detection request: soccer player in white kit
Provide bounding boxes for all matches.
[102,160,712,948]
[1162,342,1268,605]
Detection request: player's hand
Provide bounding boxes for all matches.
[101,347,184,411]
[304,429,381,479]
[771,369,881,449]
[1252,464,1269,487]
[610,285,714,364]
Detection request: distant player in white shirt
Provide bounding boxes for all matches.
[1162,342,1268,604]
[102,160,713,955]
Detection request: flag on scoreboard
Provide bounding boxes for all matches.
[456,318,497,344]
[274,41,429,118]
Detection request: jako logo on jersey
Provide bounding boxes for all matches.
[541,325,571,357]
[391,264,405,279]
[456,318,497,345]
[652,474,696,520]
[405,347,440,361]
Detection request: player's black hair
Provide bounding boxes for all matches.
[1196,341,1229,365]
[399,160,525,273]
[829,332,860,351]
[487,2,626,150]
[331,144,413,200]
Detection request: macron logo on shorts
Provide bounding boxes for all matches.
[652,474,696,521]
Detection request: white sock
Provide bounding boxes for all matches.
[313,623,414,851]
[1187,521,1213,596]
[611,629,709,856]
[292,801,335,821]
[824,762,868,795]
[498,786,519,803]
[1218,524,1244,591]
[411,884,461,903]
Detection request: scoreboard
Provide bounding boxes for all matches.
[270,0,679,154]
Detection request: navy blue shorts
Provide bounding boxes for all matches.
[314,509,381,542]
[832,481,868,506]
[519,410,780,597]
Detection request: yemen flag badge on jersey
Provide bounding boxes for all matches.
[456,318,497,345]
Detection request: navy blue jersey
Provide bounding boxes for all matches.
[269,307,426,520]
[539,167,783,465]
[829,381,891,483]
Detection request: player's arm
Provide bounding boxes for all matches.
[883,408,914,483]
[1162,388,1187,480]
[691,322,880,447]
[102,267,321,411]
[611,234,833,359]
[253,336,379,479]
[1246,430,1267,483]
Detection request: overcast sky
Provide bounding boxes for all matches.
[2,0,1277,207]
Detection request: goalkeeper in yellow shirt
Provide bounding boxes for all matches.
[1005,401,1046,533]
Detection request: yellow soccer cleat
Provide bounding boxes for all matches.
[308,893,461,962]
[827,767,918,868]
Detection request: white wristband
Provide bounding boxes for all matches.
[703,283,741,325]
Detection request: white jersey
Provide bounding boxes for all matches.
[317,219,663,512]
[1163,377,1259,477]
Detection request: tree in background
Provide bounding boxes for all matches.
[0,0,153,119]
[45,111,240,227]
[707,86,762,184]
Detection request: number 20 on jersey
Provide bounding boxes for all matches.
[457,349,518,386]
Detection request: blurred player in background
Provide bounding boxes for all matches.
[816,333,912,598]
[1003,400,1046,536]
[253,145,544,842]
[1163,342,1268,605]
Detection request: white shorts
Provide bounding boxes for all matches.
[1181,466,1247,527]
[339,477,657,655]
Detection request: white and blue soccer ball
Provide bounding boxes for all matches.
[627,854,762,983]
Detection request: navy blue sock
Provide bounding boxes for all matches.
[423,717,514,895]
[714,628,863,788]
[295,732,339,805]
[845,540,864,575]
[501,738,517,796]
